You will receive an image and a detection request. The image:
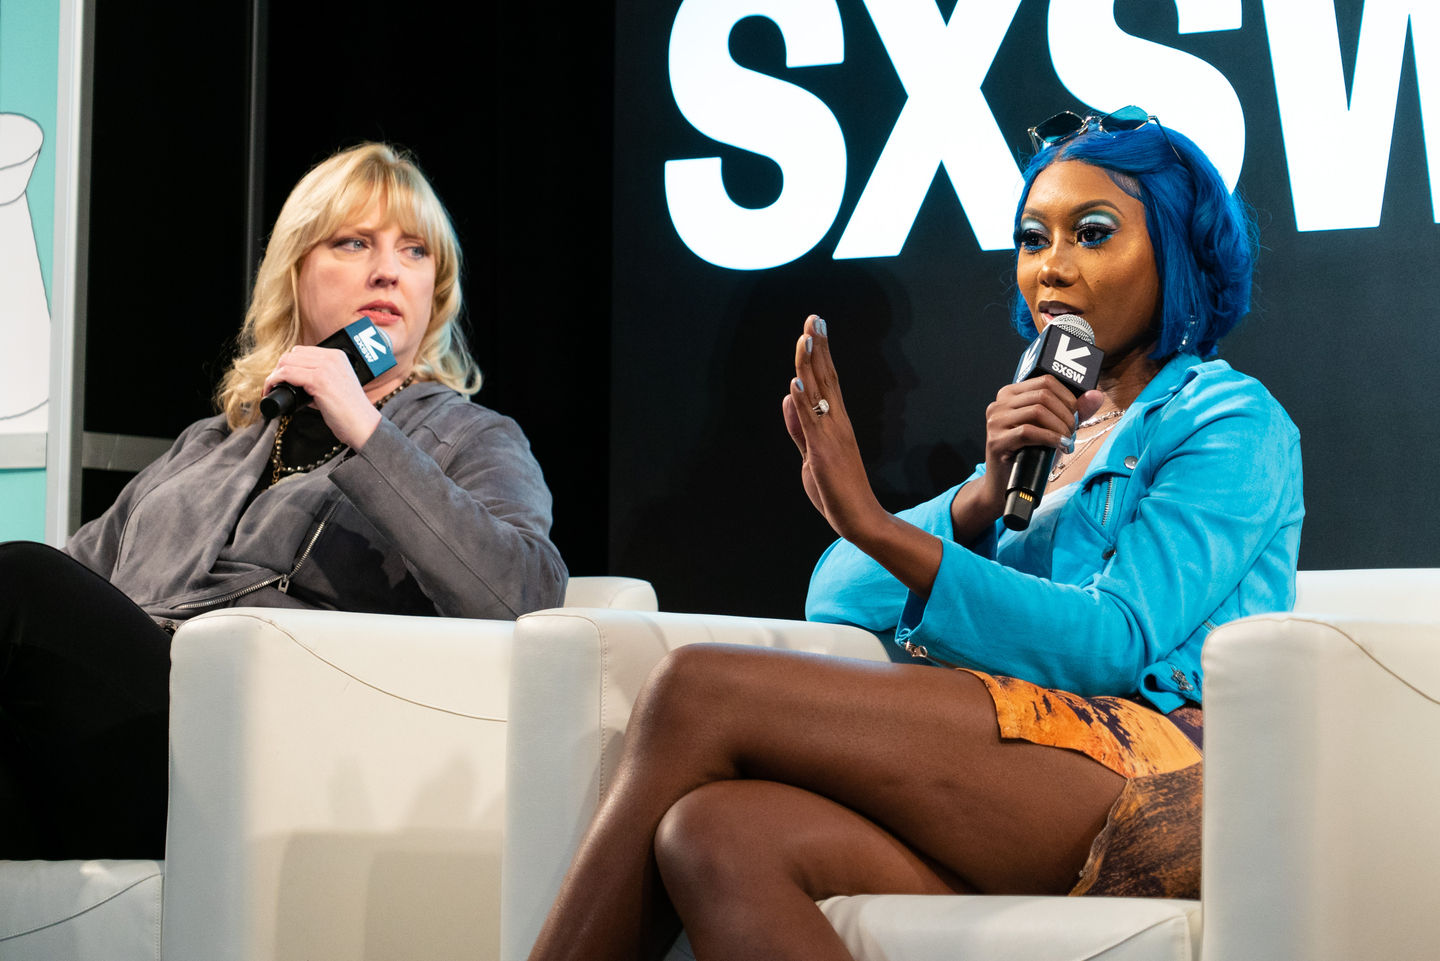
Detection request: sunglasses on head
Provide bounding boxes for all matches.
[1027,105,1183,163]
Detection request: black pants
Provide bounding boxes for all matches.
[0,541,170,859]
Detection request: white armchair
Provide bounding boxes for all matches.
[501,570,1440,961]
[0,576,656,961]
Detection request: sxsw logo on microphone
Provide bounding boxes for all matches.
[1016,326,1102,394]
[1050,336,1091,385]
[1038,330,1099,393]
[342,319,397,380]
[353,325,387,364]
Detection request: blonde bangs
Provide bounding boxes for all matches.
[217,143,481,429]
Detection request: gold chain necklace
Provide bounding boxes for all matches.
[270,373,417,485]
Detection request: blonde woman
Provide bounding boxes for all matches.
[0,144,565,859]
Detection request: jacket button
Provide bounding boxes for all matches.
[1123,455,1138,469]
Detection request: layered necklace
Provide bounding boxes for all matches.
[1048,406,1127,483]
[270,373,417,486]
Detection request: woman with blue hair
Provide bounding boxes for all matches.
[526,112,1303,960]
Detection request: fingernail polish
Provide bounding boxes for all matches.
[1074,411,1080,429]
[817,317,828,337]
[795,377,805,392]
[805,336,813,355]
[1062,435,1075,453]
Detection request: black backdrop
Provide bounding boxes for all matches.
[610,0,1440,617]
[81,1,1440,618]
[82,0,251,520]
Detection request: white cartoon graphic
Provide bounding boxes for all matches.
[0,113,51,433]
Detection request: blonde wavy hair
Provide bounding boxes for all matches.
[217,142,481,428]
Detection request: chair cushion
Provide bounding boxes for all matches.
[817,895,1201,961]
[0,859,163,961]
[661,895,1200,961]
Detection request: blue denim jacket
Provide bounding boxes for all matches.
[806,355,1304,713]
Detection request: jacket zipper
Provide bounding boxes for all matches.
[173,574,284,610]
[901,639,963,670]
[276,501,339,593]
[174,501,339,609]
[1101,477,1116,527]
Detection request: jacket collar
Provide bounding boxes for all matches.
[1080,353,1217,484]
[375,379,458,426]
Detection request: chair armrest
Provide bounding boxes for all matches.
[562,576,658,611]
[163,608,514,961]
[1201,613,1440,961]
[499,609,885,961]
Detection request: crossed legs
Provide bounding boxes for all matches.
[527,643,1125,961]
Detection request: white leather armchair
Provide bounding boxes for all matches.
[501,570,1440,961]
[0,576,656,961]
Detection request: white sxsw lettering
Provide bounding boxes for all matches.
[1263,0,1438,229]
[1175,0,1242,35]
[832,0,1023,257]
[664,0,847,270]
[1051,360,1083,384]
[1047,0,1246,192]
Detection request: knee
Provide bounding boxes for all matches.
[632,644,745,732]
[655,782,765,895]
[0,542,69,590]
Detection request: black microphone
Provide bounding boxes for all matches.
[1002,314,1105,531]
[260,318,399,420]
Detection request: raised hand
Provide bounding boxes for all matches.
[262,346,383,449]
[781,315,885,541]
[783,315,945,598]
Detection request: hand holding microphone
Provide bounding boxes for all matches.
[949,314,1107,543]
[261,318,398,449]
[1000,315,1105,529]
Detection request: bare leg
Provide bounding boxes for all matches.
[526,644,1124,961]
[657,780,970,960]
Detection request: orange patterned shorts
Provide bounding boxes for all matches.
[963,670,1204,899]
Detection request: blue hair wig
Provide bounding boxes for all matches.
[1011,123,1257,358]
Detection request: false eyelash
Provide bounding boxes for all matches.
[1014,229,1049,251]
[1077,225,1116,247]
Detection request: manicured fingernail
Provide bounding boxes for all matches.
[794,377,805,392]
[1062,435,1075,453]
[805,336,813,355]
[1074,411,1081,429]
[817,317,828,337]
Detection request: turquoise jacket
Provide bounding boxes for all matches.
[805,355,1304,713]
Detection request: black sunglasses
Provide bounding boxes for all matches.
[1027,105,1183,163]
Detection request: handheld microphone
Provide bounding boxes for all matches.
[260,318,398,420]
[1002,314,1105,531]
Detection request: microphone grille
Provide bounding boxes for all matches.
[1049,314,1095,345]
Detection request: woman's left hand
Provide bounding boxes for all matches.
[262,346,382,449]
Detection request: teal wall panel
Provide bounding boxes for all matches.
[0,0,61,298]
[0,469,46,542]
[0,1,60,535]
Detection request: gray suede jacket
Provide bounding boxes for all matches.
[65,382,567,623]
